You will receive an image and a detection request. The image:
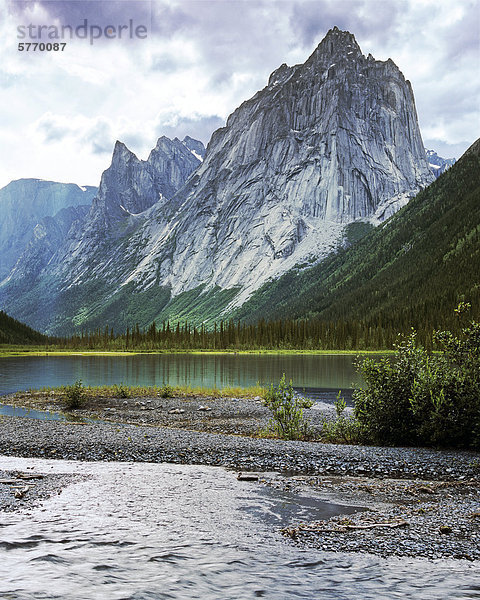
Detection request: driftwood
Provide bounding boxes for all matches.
[0,473,44,484]
[282,520,408,537]
[237,473,260,482]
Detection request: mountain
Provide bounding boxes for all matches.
[85,136,204,231]
[0,136,205,333]
[0,179,97,281]
[182,136,206,161]
[0,310,49,345]
[0,28,433,334]
[106,27,432,311]
[3,204,90,286]
[426,149,456,178]
[233,138,480,336]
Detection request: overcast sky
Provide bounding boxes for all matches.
[0,0,478,188]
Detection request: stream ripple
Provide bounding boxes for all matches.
[0,457,479,599]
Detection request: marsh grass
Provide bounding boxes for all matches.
[21,382,267,400]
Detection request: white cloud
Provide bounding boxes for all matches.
[0,0,478,188]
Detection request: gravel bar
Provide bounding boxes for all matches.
[0,414,479,480]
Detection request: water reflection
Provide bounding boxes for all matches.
[0,354,363,401]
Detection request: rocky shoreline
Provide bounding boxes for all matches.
[1,392,479,560]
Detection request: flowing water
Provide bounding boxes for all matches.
[0,457,479,599]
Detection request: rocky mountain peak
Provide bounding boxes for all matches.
[83,135,203,232]
[111,140,138,166]
[182,136,206,161]
[307,26,362,67]
[425,148,456,178]
[125,27,434,305]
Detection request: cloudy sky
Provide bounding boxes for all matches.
[0,0,478,188]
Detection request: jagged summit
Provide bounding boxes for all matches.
[267,28,363,87]
[313,26,362,59]
[111,140,138,164]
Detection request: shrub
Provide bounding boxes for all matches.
[354,332,425,446]
[262,374,312,440]
[321,391,363,444]
[63,380,86,410]
[112,383,131,398]
[354,314,480,449]
[159,384,175,398]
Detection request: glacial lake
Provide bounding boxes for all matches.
[0,353,366,404]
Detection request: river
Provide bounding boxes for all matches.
[1,456,479,599]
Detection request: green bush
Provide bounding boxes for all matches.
[321,391,363,444]
[354,315,480,449]
[262,374,312,440]
[354,333,425,445]
[63,380,86,410]
[159,384,175,398]
[112,383,131,398]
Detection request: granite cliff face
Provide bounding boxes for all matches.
[0,28,434,333]
[112,27,434,308]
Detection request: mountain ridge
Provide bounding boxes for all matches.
[0,179,97,282]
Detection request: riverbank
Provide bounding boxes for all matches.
[1,391,479,561]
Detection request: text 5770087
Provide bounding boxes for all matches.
[18,42,67,51]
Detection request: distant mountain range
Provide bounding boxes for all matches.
[0,27,473,338]
[426,149,456,177]
[0,179,97,282]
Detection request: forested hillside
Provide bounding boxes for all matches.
[0,311,49,345]
[233,139,480,340]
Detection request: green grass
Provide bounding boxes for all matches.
[17,382,267,399]
[0,345,393,357]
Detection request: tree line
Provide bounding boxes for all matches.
[54,315,456,351]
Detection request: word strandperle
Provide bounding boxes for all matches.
[17,19,148,45]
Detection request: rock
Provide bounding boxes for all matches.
[439,526,452,534]
[13,485,30,499]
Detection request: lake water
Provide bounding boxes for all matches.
[1,456,479,600]
[0,353,364,404]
